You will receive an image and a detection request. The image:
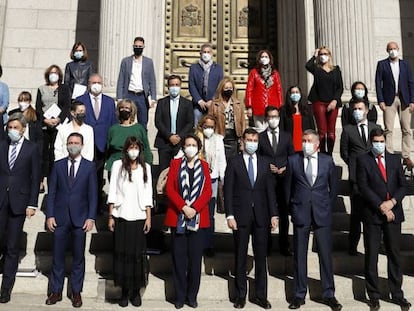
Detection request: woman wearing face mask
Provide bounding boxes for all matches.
[107,136,153,307]
[209,77,246,159]
[64,42,93,97]
[106,99,152,178]
[164,134,212,309]
[280,86,315,152]
[341,81,378,126]
[306,46,344,155]
[245,50,284,132]
[35,64,71,192]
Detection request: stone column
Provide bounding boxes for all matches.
[98,0,165,96]
[0,0,7,59]
[313,0,375,93]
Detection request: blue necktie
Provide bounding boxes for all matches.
[170,97,178,134]
[9,143,17,169]
[248,155,255,187]
[306,156,313,186]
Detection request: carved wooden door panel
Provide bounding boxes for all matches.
[164,0,277,100]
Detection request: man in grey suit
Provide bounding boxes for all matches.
[116,36,157,129]
[340,99,380,256]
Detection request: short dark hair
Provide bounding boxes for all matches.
[70,100,85,112]
[167,74,182,85]
[264,106,279,118]
[369,128,385,141]
[352,98,369,109]
[70,42,88,61]
[182,133,202,151]
[134,36,145,44]
[67,132,84,144]
[242,127,259,139]
[44,64,63,85]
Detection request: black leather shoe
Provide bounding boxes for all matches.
[368,298,380,310]
[0,289,11,304]
[288,297,305,309]
[45,292,62,305]
[253,297,272,309]
[323,297,342,311]
[130,292,141,307]
[186,300,198,308]
[391,297,411,309]
[174,302,184,309]
[233,297,246,309]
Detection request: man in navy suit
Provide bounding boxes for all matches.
[0,113,40,303]
[375,41,414,168]
[258,106,294,256]
[357,128,411,310]
[155,75,194,171]
[116,36,157,128]
[285,129,341,310]
[225,128,278,309]
[189,43,224,125]
[77,73,117,209]
[340,99,380,255]
[45,132,97,308]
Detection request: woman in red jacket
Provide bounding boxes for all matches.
[164,134,212,309]
[245,50,283,132]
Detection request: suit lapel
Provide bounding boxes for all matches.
[238,155,253,188]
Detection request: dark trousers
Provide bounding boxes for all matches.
[349,186,364,252]
[0,195,26,292]
[41,128,57,178]
[171,228,205,304]
[312,101,338,155]
[158,145,180,172]
[94,147,106,209]
[49,223,86,294]
[233,221,268,300]
[125,92,148,129]
[363,221,404,300]
[293,224,335,299]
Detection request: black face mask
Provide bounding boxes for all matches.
[119,110,131,120]
[75,113,86,124]
[222,89,233,98]
[133,47,144,56]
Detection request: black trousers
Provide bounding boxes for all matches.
[349,183,364,252]
[158,145,180,172]
[94,147,106,209]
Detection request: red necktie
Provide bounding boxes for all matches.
[377,154,390,199]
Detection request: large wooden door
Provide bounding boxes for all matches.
[164,0,277,100]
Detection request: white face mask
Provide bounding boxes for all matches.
[128,149,140,160]
[352,109,365,123]
[353,89,365,99]
[203,128,214,138]
[201,52,212,63]
[319,54,329,64]
[260,57,270,66]
[184,146,198,159]
[49,73,59,83]
[267,117,280,129]
[90,83,102,95]
[302,142,316,156]
[388,49,399,59]
[18,101,30,111]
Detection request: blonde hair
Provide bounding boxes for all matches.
[318,46,335,70]
[116,99,137,123]
[214,76,237,102]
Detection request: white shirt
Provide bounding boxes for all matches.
[54,122,95,161]
[108,160,153,221]
[266,127,279,148]
[128,58,143,92]
[304,152,318,184]
[375,152,386,168]
[357,120,368,141]
[390,59,400,94]
[203,133,226,180]
[243,152,257,182]
[67,154,82,177]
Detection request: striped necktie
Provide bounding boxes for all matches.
[9,143,18,169]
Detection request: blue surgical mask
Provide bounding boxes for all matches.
[290,93,301,102]
[73,51,84,60]
[353,89,365,99]
[352,109,364,123]
[372,142,385,156]
[244,141,258,155]
[169,86,180,98]
[8,129,22,142]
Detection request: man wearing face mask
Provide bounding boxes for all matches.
[356,128,411,310]
[155,75,194,171]
[375,41,414,169]
[116,36,157,129]
[0,113,40,304]
[224,128,278,309]
[46,132,97,308]
[54,101,94,162]
[340,100,380,256]
[258,106,294,256]
[189,43,224,126]
[285,129,341,311]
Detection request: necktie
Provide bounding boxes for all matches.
[9,143,17,169]
[377,154,387,181]
[248,155,255,187]
[360,124,367,145]
[271,130,278,154]
[69,159,76,186]
[306,156,313,186]
[171,98,178,134]
[93,96,100,119]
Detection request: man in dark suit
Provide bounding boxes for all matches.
[258,106,294,256]
[0,113,40,303]
[285,129,341,310]
[155,75,194,171]
[116,36,157,128]
[189,43,224,125]
[340,99,380,255]
[77,73,117,209]
[225,128,278,309]
[357,128,411,310]
[45,132,97,308]
[375,41,414,168]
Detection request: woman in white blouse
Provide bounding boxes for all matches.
[107,136,153,307]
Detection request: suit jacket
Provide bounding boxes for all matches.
[46,157,98,227]
[375,58,414,106]
[116,55,157,101]
[340,121,379,183]
[356,151,406,224]
[164,158,212,228]
[285,153,337,227]
[189,62,224,107]
[224,154,278,227]
[154,95,194,149]
[258,128,294,169]
[77,92,117,152]
[0,139,40,214]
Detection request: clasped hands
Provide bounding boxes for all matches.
[379,199,396,222]
[182,205,197,219]
[270,164,286,175]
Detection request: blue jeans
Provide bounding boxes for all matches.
[125,92,148,129]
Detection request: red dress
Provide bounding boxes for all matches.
[292,113,303,152]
